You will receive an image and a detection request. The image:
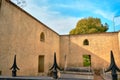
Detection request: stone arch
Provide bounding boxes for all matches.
[40,32,45,42]
[83,39,89,45]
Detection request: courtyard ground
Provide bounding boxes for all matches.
[0,75,105,80]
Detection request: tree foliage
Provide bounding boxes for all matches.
[69,17,108,35]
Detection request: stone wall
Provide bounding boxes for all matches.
[0,0,60,76]
[1,0,120,77]
[60,32,120,69]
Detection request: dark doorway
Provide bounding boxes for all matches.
[83,55,91,67]
[38,55,44,72]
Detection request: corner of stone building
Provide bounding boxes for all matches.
[0,0,10,11]
[118,31,120,51]
[118,31,120,41]
[0,0,2,9]
[5,0,10,2]
[0,0,3,12]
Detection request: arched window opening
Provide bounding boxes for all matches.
[83,39,89,45]
[40,32,45,42]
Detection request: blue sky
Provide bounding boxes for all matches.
[11,0,120,34]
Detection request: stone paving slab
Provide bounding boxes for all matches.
[60,73,93,79]
[0,71,95,80]
[102,72,120,80]
[0,76,52,80]
[102,75,111,80]
[0,76,92,80]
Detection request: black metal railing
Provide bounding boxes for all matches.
[49,52,61,79]
[105,51,120,80]
[10,55,20,77]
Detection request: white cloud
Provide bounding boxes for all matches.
[44,16,81,34]
[114,16,120,26]
[94,9,115,20]
[14,0,81,34]
[11,0,117,34]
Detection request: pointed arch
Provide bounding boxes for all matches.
[83,39,89,45]
[40,32,45,42]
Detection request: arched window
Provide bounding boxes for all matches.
[40,32,45,42]
[83,39,89,45]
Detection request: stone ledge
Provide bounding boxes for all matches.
[60,73,94,80]
[0,76,52,80]
[61,71,93,75]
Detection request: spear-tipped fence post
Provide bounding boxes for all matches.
[10,55,20,77]
[49,52,61,79]
[105,51,120,80]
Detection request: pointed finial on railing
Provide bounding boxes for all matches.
[49,52,61,79]
[10,55,20,77]
[105,51,120,80]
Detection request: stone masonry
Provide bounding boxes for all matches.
[0,0,120,76]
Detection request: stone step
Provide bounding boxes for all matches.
[0,76,93,80]
[60,72,94,79]
[61,71,93,75]
[0,76,52,80]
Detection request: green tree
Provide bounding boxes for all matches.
[69,17,108,35]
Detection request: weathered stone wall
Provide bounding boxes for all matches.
[60,32,120,69]
[0,0,60,76]
[1,0,120,77]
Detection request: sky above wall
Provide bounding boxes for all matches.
[11,0,120,35]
